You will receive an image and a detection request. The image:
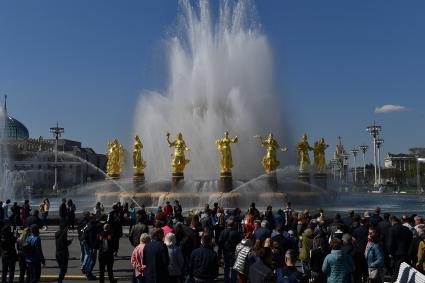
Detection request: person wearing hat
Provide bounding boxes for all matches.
[55,223,72,283]
[98,223,116,283]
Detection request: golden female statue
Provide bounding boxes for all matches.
[133,135,146,175]
[215,131,238,173]
[106,138,124,177]
[255,133,288,173]
[166,132,190,173]
[315,138,329,173]
[296,133,313,173]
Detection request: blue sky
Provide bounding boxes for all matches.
[0,1,424,163]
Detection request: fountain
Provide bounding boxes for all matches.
[89,0,336,210]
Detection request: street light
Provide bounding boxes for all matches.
[367,121,382,187]
[376,138,384,186]
[343,153,349,184]
[50,122,64,191]
[359,144,368,184]
[351,148,359,183]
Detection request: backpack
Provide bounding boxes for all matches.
[21,239,33,254]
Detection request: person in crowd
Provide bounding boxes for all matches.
[143,228,170,283]
[94,202,104,220]
[163,218,174,237]
[98,223,116,283]
[3,199,10,224]
[249,247,276,283]
[131,233,151,283]
[264,205,275,230]
[214,207,226,261]
[253,220,271,246]
[283,202,294,229]
[129,214,149,247]
[163,201,173,217]
[387,215,413,280]
[309,234,328,283]
[27,210,43,229]
[416,227,425,273]
[108,204,123,257]
[1,225,17,283]
[278,249,307,283]
[67,199,76,231]
[341,210,355,231]
[233,236,253,283]
[322,238,355,283]
[82,214,99,280]
[21,200,31,228]
[189,234,219,283]
[39,198,50,231]
[77,212,90,274]
[173,200,183,221]
[165,233,184,282]
[271,225,291,260]
[10,202,21,232]
[17,227,30,283]
[219,218,242,283]
[55,223,73,283]
[128,202,137,232]
[25,224,45,283]
[299,223,314,275]
[365,228,385,283]
[59,198,68,226]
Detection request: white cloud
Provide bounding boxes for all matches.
[374,104,407,114]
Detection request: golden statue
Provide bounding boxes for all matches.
[106,138,124,177]
[255,133,288,173]
[313,138,329,173]
[166,132,190,173]
[215,131,238,173]
[133,135,146,175]
[296,133,313,173]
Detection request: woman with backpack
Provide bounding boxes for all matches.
[165,233,184,283]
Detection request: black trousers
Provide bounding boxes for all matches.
[2,255,16,283]
[99,253,115,283]
[56,256,68,283]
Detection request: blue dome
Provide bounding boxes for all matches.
[5,115,29,140]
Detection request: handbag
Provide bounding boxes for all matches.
[368,268,379,279]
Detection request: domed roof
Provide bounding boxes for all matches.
[5,115,29,140]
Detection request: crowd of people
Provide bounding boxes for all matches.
[0,198,424,283]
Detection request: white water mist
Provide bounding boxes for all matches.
[134,0,290,181]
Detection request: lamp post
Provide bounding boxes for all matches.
[367,122,382,187]
[351,148,359,184]
[376,138,384,186]
[359,145,368,184]
[343,153,349,184]
[50,122,64,191]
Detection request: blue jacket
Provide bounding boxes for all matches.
[25,235,45,264]
[365,243,384,268]
[322,250,355,283]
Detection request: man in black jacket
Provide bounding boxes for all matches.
[128,214,148,247]
[83,214,99,280]
[1,225,17,283]
[387,216,413,280]
[143,228,170,283]
[219,218,242,283]
[55,224,72,283]
[98,224,116,283]
[59,198,67,226]
[190,234,219,283]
